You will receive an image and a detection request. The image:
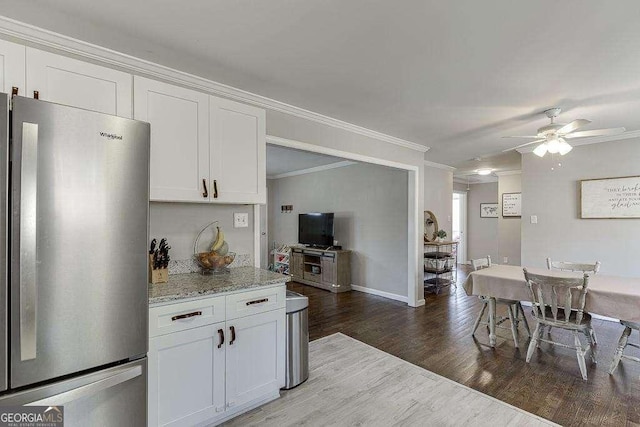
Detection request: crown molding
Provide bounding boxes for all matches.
[267,160,357,179]
[423,160,456,171]
[0,16,429,153]
[517,130,640,153]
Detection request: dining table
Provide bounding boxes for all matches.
[463,264,640,347]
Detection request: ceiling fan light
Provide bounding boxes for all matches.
[533,143,548,157]
[558,140,573,155]
[546,138,560,154]
[476,168,493,176]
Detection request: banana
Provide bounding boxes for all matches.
[211,227,226,252]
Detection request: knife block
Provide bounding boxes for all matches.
[149,255,169,284]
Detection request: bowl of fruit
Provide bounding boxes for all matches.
[193,221,236,274]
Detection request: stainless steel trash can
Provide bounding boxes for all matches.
[283,290,309,389]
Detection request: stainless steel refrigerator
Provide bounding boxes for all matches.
[0,93,149,425]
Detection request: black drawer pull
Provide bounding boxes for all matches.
[246,298,268,306]
[171,311,202,321]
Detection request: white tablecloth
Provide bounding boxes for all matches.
[463,264,640,323]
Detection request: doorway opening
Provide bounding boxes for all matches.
[452,192,467,264]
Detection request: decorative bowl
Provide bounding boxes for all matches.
[193,220,235,274]
[195,251,236,274]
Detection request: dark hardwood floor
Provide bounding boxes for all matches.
[287,267,640,427]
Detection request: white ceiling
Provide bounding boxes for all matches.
[3,1,640,169]
[266,145,349,177]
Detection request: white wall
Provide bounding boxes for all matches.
[150,203,255,262]
[268,163,409,297]
[466,182,499,262]
[522,138,640,277]
[424,166,453,237]
[498,173,522,265]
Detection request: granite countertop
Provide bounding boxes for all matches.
[148,266,291,305]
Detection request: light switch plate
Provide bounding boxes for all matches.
[530,215,538,224]
[234,212,249,228]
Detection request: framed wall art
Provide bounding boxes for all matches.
[502,193,521,217]
[581,175,640,219]
[480,203,499,218]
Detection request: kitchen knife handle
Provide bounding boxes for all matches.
[213,180,219,199]
[19,123,39,362]
[229,326,236,345]
[217,329,225,348]
[171,311,202,321]
[202,179,208,198]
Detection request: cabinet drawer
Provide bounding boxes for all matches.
[225,286,285,320]
[149,296,225,338]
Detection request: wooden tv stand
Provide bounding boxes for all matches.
[290,247,351,293]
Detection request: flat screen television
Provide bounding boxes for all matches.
[298,213,334,247]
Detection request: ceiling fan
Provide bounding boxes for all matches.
[502,108,626,157]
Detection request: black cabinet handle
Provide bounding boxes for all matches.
[229,326,236,345]
[202,179,208,198]
[217,329,224,348]
[171,311,202,321]
[246,298,268,306]
[213,180,219,199]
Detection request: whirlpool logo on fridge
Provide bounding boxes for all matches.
[99,132,123,141]
[0,406,64,426]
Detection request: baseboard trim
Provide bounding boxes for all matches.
[350,285,408,304]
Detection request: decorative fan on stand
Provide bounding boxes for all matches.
[502,108,626,157]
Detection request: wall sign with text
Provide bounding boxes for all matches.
[581,175,640,219]
[502,193,521,217]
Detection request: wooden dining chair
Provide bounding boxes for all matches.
[546,257,600,343]
[471,256,530,347]
[546,258,601,274]
[609,321,640,375]
[523,269,596,381]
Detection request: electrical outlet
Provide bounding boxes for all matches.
[503,257,508,264]
[530,215,538,224]
[233,212,249,228]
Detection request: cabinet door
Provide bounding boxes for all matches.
[291,252,304,282]
[225,309,285,409]
[26,48,132,117]
[148,323,226,427]
[134,77,210,202]
[321,256,336,286]
[210,97,266,204]
[0,39,25,94]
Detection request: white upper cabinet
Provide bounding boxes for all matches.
[210,97,266,204]
[0,39,25,95]
[26,48,132,117]
[134,76,210,202]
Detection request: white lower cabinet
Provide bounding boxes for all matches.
[225,310,285,409]
[149,323,226,427]
[148,288,286,427]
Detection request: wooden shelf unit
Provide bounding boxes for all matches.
[290,247,351,293]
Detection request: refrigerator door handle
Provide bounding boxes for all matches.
[19,122,39,361]
[27,364,142,407]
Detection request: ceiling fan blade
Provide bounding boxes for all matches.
[557,119,591,134]
[501,135,541,139]
[564,127,626,139]
[502,139,545,152]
